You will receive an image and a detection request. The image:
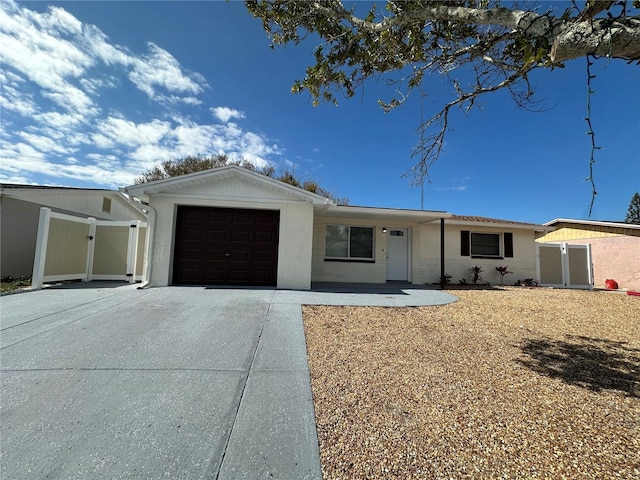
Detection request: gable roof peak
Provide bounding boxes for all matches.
[123,164,333,205]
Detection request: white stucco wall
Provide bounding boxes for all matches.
[311,216,538,286]
[147,195,315,289]
[311,215,388,283]
[277,203,314,289]
[441,225,538,285]
[410,224,441,285]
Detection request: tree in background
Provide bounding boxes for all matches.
[246,1,640,209]
[136,154,232,183]
[136,154,349,204]
[625,192,640,224]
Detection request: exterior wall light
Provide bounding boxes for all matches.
[382,227,387,233]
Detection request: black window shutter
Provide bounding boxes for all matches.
[461,230,470,256]
[504,232,514,258]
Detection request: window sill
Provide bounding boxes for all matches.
[324,258,375,264]
[471,255,504,260]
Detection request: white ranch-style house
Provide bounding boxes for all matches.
[122,165,548,289]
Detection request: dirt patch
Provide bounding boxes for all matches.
[303,287,640,479]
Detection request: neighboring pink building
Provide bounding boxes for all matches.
[537,219,640,291]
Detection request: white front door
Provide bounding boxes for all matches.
[386,228,409,281]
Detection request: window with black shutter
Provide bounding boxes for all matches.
[460,230,513,259]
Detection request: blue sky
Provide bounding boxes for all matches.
[1,0,638,224]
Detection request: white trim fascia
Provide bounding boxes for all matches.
[544,218,640,230]
[147,192,318,206]
[320,204,451,223]
[446,219,549,232]
[1,185,113,195]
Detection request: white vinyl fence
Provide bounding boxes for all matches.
[536,242,593,289]
[32,207,147,289]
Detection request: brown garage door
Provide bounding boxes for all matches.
[173,206,279,286]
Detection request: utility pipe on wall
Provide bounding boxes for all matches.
[121,190,156,289]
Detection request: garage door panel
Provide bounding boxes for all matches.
[231,211,252,224]
[181,228,204,242]
[203,269,225,283]
[173,206,279,286]
[205,248,227,262]
[254,232,276,244]
[206,230,228,242]
[229,251,251,263]
[183,210,205,222]
[206,210,229,222]
[255,211,277,224]
[178,265,205,282]
[252,270,275,282]
[254,251,275,263]
[179,248,203,261]
[230,231,252,243]
[228,269,250,283]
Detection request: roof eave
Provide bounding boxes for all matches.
[319,204,452,223]
[544,218,640,230]
[446,219,550,232]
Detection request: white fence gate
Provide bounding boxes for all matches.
[32,207,147,289]
[536,242,593,289]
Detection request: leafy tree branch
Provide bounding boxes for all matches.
[246,0,640,187]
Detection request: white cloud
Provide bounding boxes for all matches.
[128,43,206,104]
[0,172,32,184]
[32,111,87,139]
[0,3,97,116]
[17,132,75,155]
[212,107,246,123]
[235,152,269,169]
[94,117,172,148]
[0,83,38,116]
[0,0,284,188]
[41,6,83,34]
[0,0,207,115]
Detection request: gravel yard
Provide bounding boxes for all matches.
[303,287,640,479]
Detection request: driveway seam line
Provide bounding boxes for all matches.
[214,300,273,480]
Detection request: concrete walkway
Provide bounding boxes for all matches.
[0,282,457,479]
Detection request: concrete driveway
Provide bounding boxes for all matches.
[0,282,456,479]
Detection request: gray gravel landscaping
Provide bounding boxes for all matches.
[303,287,640,479]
